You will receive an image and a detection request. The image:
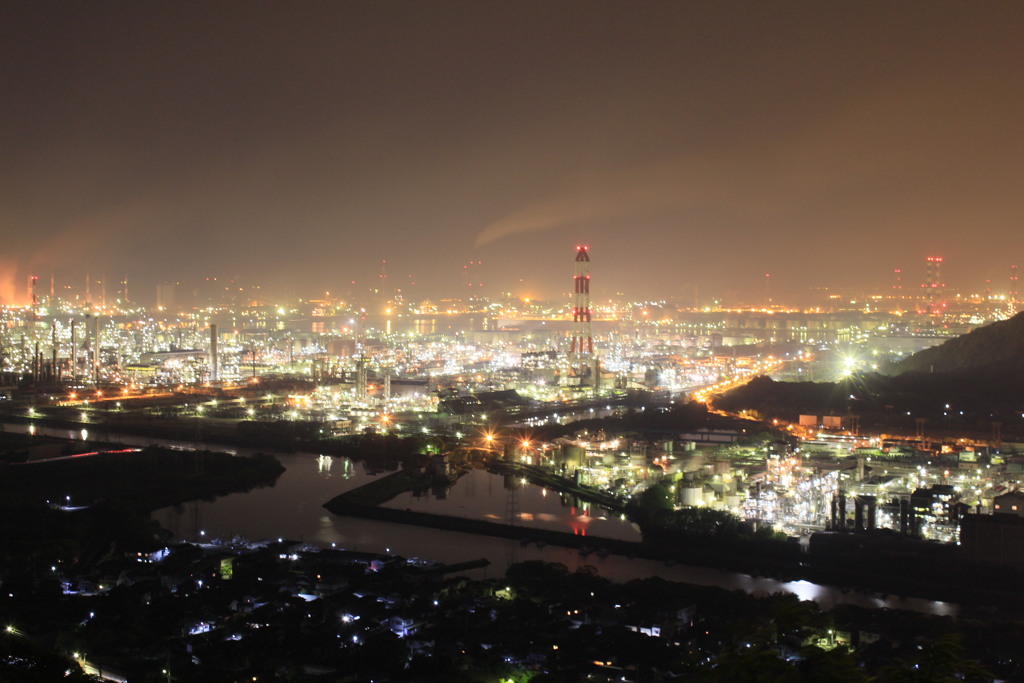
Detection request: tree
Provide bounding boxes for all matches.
[638,481,674,517]
[878,634,991,682]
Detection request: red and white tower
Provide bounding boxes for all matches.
[569,245,593,379]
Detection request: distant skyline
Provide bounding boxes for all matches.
[10,255,1020,312]
[3,1,1023,305]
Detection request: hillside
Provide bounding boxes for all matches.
[713,312,1024,438]
[890,310,1024,375]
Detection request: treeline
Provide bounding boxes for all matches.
[532,401,758,441]
[1,448,284,511]
[236,422,430,469]
[629,482,799,568]
[713,373,1024,436]
[806,531,1024,607]
[235,419,322,449]
[0,501,168,579]
[0,448,286,579]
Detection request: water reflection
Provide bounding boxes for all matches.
[0,422,963,617]
[317,454,352,478]
[148,452,958,616]
[779,579,957,616]
[385,469,640,541]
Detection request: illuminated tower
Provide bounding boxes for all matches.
[28,275,39,380]
[923,256,943,313]
[925,257,942,289]
[569,245,593,381]
[355,357,368,401]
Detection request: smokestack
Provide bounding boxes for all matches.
[92,314,101,385]
[570,245,593,384]
[210,324,219,383]
[356,357,367,401]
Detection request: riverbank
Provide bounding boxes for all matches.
[10,415,1019,611]
[486,458,628,512]
[327,498,1024,611]
[324,465,441,507]
[1,440,285,512]
[326,495,635,553]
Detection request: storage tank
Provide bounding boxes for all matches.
[680,485,704,507]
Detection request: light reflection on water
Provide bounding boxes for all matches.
[383,469,641,541]
[0,421,962,617]
[147,451,958,617]
[778,580,957,617]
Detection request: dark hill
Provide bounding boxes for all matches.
[890,310,1024,375]
[713,312,1024,439]
[714,372,1024,429]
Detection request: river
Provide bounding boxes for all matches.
[4,421,957,616]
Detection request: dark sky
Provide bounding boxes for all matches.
[3,1,1023,306]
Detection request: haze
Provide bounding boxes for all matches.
[3,1,1023,305]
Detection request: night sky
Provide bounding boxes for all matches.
[3,1,1023,305]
